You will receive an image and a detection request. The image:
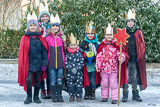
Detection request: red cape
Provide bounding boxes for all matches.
[83,52,100,88]
[96,41,128,87]
[124,29,147,90]
[18,34,48,92]
[82,51,104,88]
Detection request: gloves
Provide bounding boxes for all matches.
[42,66,47,71]
[91,56,96,63]
[84,56,88,63]
[71,67,77,74]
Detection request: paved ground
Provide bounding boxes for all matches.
[0,65,160,107]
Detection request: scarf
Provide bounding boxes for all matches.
[68,47,79,54]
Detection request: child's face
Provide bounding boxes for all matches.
[105,34,114,41]
[69,43,77,49]
[127,20,135,28]
[87,33,95,40]
[29,24,37,32]
[51,25,60,33]
[41,14,49,23]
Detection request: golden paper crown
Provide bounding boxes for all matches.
[85,22,96,34]
[39,3,49,13]
[27,11,37,21]
[51,13,60,24]
[104,23,113,35]
[68,33,77,44]
[125,9,136,20]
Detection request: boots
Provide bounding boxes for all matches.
[122,89,128,102]
[47,89,52,99]
[40,89,47,99]
[77,97,81,102]
[50,85,58,102]
[84,88,89,99]
[90,89,95,100]
[33,87,41,103]
[111,100,117,104]
[24,89,32,104]
[69,96,75,102]
[101,98,108,102]
[57,85,64,102]
[132,89,142,102]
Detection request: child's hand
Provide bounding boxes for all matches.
[61,35,66,41]
[71,67,77,74]
[118,57,123,64]
[42,66,47,71]
[96,69,100,72]
[39,27,42,32]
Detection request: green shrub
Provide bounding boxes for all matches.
[0,0,160,62]
[0,28,24,59]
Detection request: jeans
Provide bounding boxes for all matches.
[49,68,64,85]
[40,68,50,90]
[86,71,96,89]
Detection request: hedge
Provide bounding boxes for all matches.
[0,0,159,62]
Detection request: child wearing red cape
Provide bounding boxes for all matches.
[122,9,147,102]
[18,11,48,104]
[96,24,127,104]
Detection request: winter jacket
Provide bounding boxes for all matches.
[65,49,84,72]
[25,32,47,71]
[96,39,125,73]
[126,27,138,62]
[46,32,65,68]
[80,33,100,72]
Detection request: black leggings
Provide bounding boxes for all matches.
[26,71,41,89]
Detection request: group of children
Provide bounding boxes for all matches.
[18,3,147,105]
